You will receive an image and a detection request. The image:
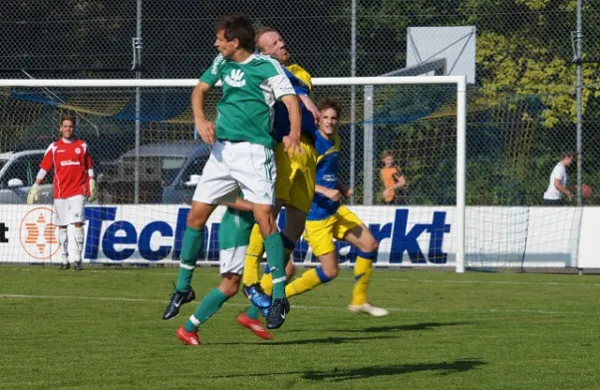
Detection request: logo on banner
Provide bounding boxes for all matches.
[19,207,59,260]
[0,222,8,243]
[84,206,451,264]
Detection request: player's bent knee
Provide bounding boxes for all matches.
[356,231,379,253]
[322,265,339,280]
[364,239,379,254]
[219,273,241,297]
[186,201,214,229]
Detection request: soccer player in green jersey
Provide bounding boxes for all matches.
[162,13,302,344]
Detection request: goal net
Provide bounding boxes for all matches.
[0,77,581,271]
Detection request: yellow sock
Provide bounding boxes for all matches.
[242,224,264,287]
[285,267,330,298]
[351,257,373,306]
[260,272,274,296]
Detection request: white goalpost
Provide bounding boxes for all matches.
[0,76,467,273]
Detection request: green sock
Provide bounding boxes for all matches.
[245,305,261,320]
[184,288,228,332]
[176,226,204,292]
[264,232,286,300]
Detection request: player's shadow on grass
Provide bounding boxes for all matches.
[303,359,485,382]
[283,321,472,334]
[212,359,485,382]
[212,335,400,346]
[337,321,472,333]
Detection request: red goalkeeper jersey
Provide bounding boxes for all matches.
[40,139,94,199]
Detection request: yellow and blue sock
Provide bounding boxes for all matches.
[351,251,377,306]
[175,226,203,293]
[242,224,264,287]
[285,266,332,298]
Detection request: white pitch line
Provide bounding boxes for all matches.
[0,293,590,316]
[4,268,600,287]
[338,277,600,288]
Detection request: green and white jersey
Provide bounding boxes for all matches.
[200,53,296,149]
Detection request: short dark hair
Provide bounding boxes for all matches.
[317,97,342,118]
[60,116,76,126]
[216,13,255,52]
[382,150,395,160]
[561,151,575,159]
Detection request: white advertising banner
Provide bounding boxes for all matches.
[0,204,595,268]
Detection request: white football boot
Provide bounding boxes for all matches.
[348,303,389,317]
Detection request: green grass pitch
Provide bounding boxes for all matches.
[1,266,600,389]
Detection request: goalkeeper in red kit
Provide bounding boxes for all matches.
[27,116,97,271]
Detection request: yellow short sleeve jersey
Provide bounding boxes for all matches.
[286,63,315,100]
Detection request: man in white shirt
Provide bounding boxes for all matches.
[543,151,575,205]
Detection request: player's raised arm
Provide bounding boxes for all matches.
[284,67,320,124]
[191,81,216,144]
[298,94,320,124]
[280,94,302,155]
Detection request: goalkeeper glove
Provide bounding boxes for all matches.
[89,179,98,203]
[27,184,40,205]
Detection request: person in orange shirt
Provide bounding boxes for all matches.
[380,150,406,205]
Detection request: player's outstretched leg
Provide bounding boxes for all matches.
[177,274,239,346]
[177,288,227,346]
[163,225,203,320]
[344,227,388,317]
[348,254,388,317]
[285,250,337,298]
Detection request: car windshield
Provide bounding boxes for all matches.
[122,156,186,186]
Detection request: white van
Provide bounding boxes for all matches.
[0,149,52,204]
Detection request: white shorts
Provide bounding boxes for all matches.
[53,195,86,226]
[192,141,276,205]
[219,245,248,275]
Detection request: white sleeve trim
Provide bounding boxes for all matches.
[36,168,47,181]
[88,169,95,178]
[267,74,296,100]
